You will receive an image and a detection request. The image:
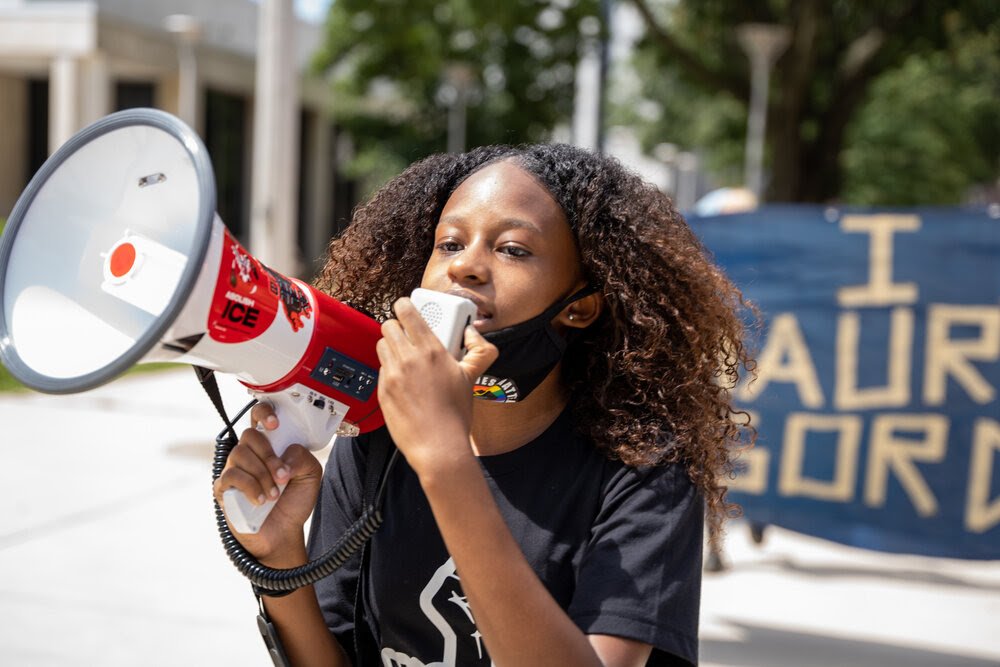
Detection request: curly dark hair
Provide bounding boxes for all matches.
[315,143,756,540]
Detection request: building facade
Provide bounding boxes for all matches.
[0,0,349,275]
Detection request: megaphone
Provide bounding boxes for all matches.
[0,109,475,534]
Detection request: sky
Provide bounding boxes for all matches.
[294,0,332,23]
[248,0,332,23]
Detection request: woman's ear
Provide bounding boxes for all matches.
[559,291,603,330]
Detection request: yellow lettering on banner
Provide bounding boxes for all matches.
[835,307,914,410]
[730,447,770,495]
[778,413,861,501]
[837,214,920,307]
[863,414,947,517]
[736,313,825,408]
[923,304,1000,406]
[966,418,1000,533]
[729,409,768,494]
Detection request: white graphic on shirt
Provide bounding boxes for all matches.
[471,630,485,660]
[447,590,474,622]
[380,558,495,667]
[446,591,485,659]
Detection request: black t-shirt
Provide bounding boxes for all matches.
[307,408,703,666]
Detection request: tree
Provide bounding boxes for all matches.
[314,0,600,195]
[628,0,1000,203]
[841,24,1000,205]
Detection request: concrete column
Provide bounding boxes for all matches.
[175,39,200,131]
[49,54,80,154]
[0,74,27,215]
[164,14,202,132]
[249,0,300,275]
[159,73,179,118]
[79,52,111,126]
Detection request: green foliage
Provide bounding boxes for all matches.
[314,0,600,195]
[0,364,24,392]
[841,25,1000,205]
[626,0,1000,202]
[0,361,180,394]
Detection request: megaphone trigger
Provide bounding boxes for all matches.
[222,383,350,534]
[252,398,275,432]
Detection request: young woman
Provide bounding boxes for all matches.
[214,143,754,666]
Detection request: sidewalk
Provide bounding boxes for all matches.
[1,368,998,665]
[700,525,1000,666]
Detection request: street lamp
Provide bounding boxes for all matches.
[653,142,678,195]
[444,63,475,154]
[736,23,790,200]
[675,150,699,211]
[596,0,613,155]
[164,14,201,130]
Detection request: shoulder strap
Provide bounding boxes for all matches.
[362,427,394,509]
[353,427,396,666]
[193,366,239,442]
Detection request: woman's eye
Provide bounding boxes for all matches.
[436,241,463,253]
[499,245,530,258]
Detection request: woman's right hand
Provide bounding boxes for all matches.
[212,402,323,566]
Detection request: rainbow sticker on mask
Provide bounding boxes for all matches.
[472,375,520,403]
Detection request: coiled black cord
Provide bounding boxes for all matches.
[211,399,398,595]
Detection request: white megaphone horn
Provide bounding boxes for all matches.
[0,109,475,535]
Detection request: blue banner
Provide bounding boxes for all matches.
[691,205,1000,560]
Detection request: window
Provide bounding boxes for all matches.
[204,89,248,240]
[115,82,155,110]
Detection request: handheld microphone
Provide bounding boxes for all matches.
[224,289,477,533]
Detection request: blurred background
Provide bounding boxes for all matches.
[0,0,998,665]
[3,0,998,272]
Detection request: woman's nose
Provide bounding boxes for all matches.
[447,244,490,284]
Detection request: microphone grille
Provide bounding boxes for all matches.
[419,301,442,328]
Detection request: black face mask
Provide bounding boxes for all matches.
[472,286,595,403]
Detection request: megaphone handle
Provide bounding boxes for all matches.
[222,386,345,534]
[221,483,285,536]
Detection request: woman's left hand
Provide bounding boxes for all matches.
[375,297,498,474]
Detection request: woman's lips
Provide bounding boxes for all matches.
[447,289,493,321]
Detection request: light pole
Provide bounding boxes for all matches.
[444,64,475,154]
[653,142,678,196]
[164,14,201,130]
[596,0,613,155]
[675,151,699,211]
[736,23,790,200]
